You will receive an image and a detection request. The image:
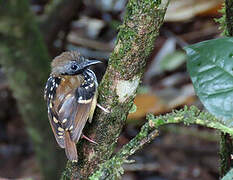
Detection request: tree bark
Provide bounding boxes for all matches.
[226,0,233,36]
[220,133,233,176]
[219,0,233,177]
[0,1,66,179]
[62,0,169,179]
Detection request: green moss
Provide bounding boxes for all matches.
[215,3,229,36]
[219,133,233,177]
[107,0,166,80]
[89,156,125,180]
[91,106,233,179]
[61,162,73,180]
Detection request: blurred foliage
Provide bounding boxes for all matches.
[160,50,186,71]
[0,0,66,179]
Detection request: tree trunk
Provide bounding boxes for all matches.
[219,0,233,177]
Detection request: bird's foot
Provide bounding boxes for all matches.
[82,134,98,145]
[97,103,110,113]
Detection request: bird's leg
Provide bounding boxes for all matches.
[82,134,98,144]
[97,103,110,113]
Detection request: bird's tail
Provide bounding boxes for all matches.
[64,131,78,162]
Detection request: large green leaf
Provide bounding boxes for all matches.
[184,37,233,127]
[221,169,233,180]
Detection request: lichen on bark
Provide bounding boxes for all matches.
[62,0,169,179]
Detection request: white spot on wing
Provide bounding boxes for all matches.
[58,127,64,132]
[58,132,63,135]
[78,99,92,104]
[62,118,67,123]
[53,117,58,123]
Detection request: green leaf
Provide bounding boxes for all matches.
[221,169,233,180]
[184,37,233,127]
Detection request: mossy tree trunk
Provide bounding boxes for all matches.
[62,0,169,179]
[0,1,66,179]
[220,134,233,176]
[220,0,233,177]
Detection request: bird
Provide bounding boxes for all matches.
[44,51,101,162]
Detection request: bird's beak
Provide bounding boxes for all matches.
[83,59,102,68]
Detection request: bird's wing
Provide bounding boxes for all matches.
[57,86,96,143]
[48,106,65,148]
[56,73,97,143]
[44,76,65,148]
[55,87,94,161]
[56,93,90,141]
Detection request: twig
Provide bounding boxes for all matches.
[148,106,233,135]
[90,106,233,179]
[90,127,159,180]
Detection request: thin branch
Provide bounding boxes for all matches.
[90,106,233,179]
[90,128,159,180]
[148,106,233,135]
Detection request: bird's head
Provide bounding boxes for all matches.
[51,51,101,76]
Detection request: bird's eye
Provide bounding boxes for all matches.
[71,64,78,70]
